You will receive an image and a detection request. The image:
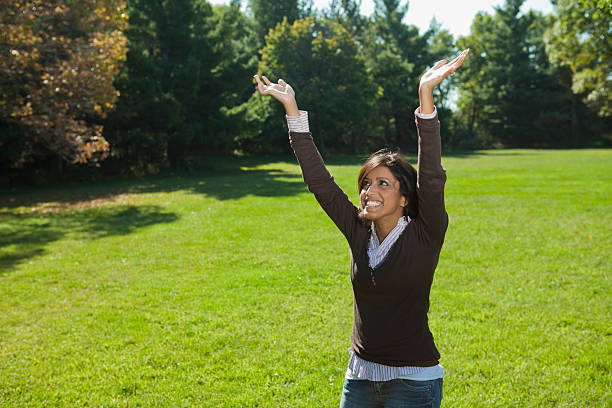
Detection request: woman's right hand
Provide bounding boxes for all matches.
[254,74,299,116]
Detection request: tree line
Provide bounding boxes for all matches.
[1,0,610,183]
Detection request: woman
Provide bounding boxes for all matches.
[254,48,468,408]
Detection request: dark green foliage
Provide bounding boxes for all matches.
[456,0,537,147]
[240,17,376,155]
[327,0,368,45]
[104,0,257,172]
[2,0,611,182]
[363,0,446,151]
[0,122,25,183]
[454,0,608,147]
[248,0,313,45]
[545,0,612,117]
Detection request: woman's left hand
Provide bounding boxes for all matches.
[418,49,469,114]
[419,49,469,93]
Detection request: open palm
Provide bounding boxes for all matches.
[254,74,295,105]
[420,49,469,91]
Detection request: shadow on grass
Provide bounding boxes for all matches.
[0,205,177,271]
[184,168,307,201]
[0,150,545,271]
[2,150,511,272]
[0,157,312,210]
[0,158,310,269]
[1,150,511,210]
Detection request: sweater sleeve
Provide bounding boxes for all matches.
[289,131,361,241]
[414,111,449,245]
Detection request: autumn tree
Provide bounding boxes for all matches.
[0,0,128,170]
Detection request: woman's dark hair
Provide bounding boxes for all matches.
[357,148,418,225]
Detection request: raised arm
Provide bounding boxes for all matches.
[253,74,361,240]
[414,50,469,244]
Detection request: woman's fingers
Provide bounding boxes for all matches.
[255,74,280,95]
[419,49,469,88]
[445,49,469,70]
[254,74,265,87]
[449,50,469,73]
[454,49,469,65]
[450,59,463,73]
[254,74,268,94]
[433,59,447,70]
[441,49,468,75]
[454,50,469,67]
[254,74,286,99]
[445,53,463,68]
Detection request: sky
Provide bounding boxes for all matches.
[207,0,554,37]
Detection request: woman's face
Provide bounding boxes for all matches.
[359,165,406,223]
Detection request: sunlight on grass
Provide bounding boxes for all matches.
[0,149,610,406]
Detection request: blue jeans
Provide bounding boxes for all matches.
[339,378,443,408]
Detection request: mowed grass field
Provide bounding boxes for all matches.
[0,149,610,407]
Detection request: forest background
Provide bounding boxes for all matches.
[1,0,610,184]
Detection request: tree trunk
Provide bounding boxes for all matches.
[158,0,171,93]
[468,101,476,140]
[350,124,358,154]
[570,92,579,147]
[56,155,64,178]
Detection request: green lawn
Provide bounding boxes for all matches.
[1,149,610,407]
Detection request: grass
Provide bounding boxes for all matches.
[0,149,610,407]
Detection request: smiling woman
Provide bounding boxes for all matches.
[357,149,418,234]
[253,48,468,407]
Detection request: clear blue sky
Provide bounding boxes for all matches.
[207,0,554,37]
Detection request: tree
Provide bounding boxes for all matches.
[0,0,128,169]
[105,0,257,171]
[545,0,612,117]
[455,0,610,148]
[248,0,312,45]
[455,0,565,147]
[364,0,435,150]
[427,20,458,114]
[453,12,495,148]
[485,0,539,147]
[327,0,368,45]
[239,17,375,155]
[527,12,584,147]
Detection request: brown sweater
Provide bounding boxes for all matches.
[289,114,448,367]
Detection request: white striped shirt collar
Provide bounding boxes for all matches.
[368,215,411,269]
